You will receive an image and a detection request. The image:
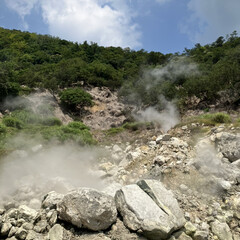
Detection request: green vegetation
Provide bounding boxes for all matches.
[0,27,240,110]
[60,88,93,111]
[105,121,154,136]
[178,112,232,127]
[2,116,24,129]
[0,107,95,154]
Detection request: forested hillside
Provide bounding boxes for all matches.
[0,27,240,109]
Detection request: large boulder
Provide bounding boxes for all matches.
[137,179,186,230]
[115,180,185,240]
[216,132,240,162]
[57,188,117,231]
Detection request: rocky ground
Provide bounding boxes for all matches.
[1,89,240,240]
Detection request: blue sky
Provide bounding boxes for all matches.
[0,0,240,54]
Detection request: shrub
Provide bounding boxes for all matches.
[105,127,124,136]
[60,88,93,111]
[40,125,95,145]
[2,116,24,129]
[0,123,7,134]
[67,121,90,130]
[211,113,231,123]
[11,110,40,125]
[42,117,62,126]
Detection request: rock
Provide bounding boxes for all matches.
[193,231,208,240]
[26,230,45,240]
[6,237,18,240]
[48,224,64,240]
[57,188,117,231]
[22,223,33,231]
[175,232,192,240]
[211,220,233,240]
[216,132,240,162]
[108,219,147,240]
[42,191,64,210]
[15,227,28,240]
[46,210,57,227]
[156,134,171,144]
[137,179,186,230]
[18,205,38,222]
[115,180,185,240]
[1,222,12,236]
[8,226,17,237]
[33,220,48,233]
[184,222,197,236]
[153,156,166,166]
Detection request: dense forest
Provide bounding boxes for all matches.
[0,27,240,109]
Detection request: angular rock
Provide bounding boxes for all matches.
[115,180,185,240]
[42,191,64,210]
[211,220,233,240]
[1,222,12,236]
[137,179,186,230]
[216,132,240,162]
[18,205,38,222]
[15,227,28,240]
[48,224,64,240]
[175,232,192,240]
[184,222,197,236]
[193,231,208,240]
[57,188,117,231]
[26,230,45,240]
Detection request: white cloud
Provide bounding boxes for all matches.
[5,0,38,18]
[5,0,141,48]
[181,0,240,44]
[41,0,141,48]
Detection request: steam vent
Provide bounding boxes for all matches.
[1,26,240,240]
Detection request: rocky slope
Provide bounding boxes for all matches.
[0,89,240,240]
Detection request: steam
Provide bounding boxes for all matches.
[134,96,180,132]
[188,138,236,195]
[127,57,198,132]
[146,56,199,88]
[2,91,56,116]
[0,143,105,199]
[0,92,107,203]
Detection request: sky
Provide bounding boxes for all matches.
[0,0,240,54]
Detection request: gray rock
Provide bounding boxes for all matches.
[211,220,233,240]
[6,237,18,240]
[1,222,12,236]
[115,181,185,240]
[26,230,45,240]
[8,226,17,238]
[193,231,208,240]
[46,210,57,227]
[15,227,28,240]
[184,222,197,236]
[175,232,192,240]
[137,179,186,230]
[18,205,38,222]
[42,191,64,210]
[33,220,48,233]
[57,188,117,231]
[216,132,240,162]
[48,224,65,240]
